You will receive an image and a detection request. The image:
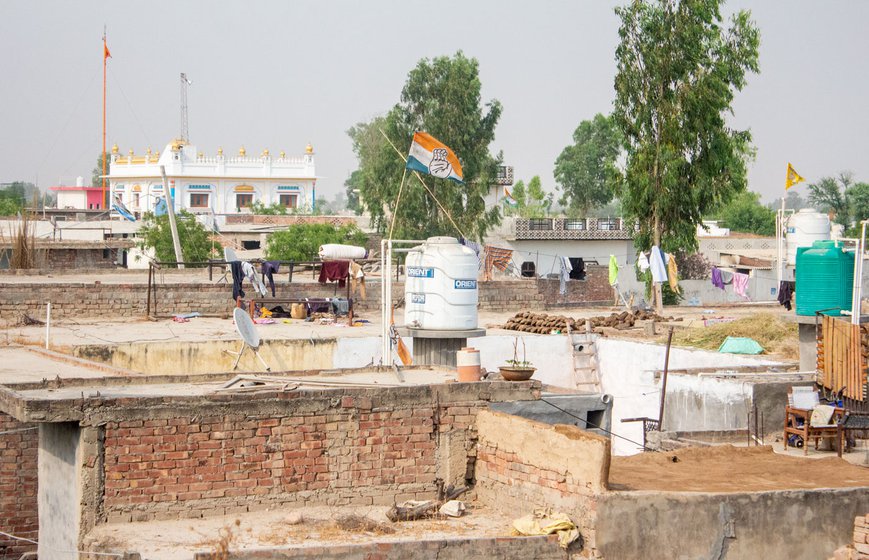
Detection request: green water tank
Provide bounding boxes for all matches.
[795,240,854,316]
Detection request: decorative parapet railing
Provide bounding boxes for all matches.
[512,217,633,240]
[224,214,357,227]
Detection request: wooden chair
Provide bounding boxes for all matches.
[783,387,846,455]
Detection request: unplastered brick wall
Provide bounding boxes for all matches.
[473,410,611,558]
[0,275,611,321]
[97,383,535,523]
[0,413,38,560]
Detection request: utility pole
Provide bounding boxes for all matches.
[160,165,185,268]
[180,73,191,142]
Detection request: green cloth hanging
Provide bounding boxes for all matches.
[608,255,619,286]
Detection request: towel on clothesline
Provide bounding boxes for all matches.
[711,267,725,290]
[733,272,750,299]
[637,252,650,273]
[649,246,668,283]
[319,260,350,288]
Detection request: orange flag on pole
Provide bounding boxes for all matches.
[104,42,111,60]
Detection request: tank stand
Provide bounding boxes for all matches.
[396,328,486,368]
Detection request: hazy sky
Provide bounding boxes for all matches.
[1,1,868,205]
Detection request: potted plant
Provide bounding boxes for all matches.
[499,338,536,381]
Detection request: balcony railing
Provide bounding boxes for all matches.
[513,217,633,240]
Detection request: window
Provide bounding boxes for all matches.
[528,218,553,231]
[242,240,261,250]
[133,193,140,208]
[598,219,619,231]
[279,194,299,208]
[564,219,586,231]
[236,194,253,209]
[190,193,209,208]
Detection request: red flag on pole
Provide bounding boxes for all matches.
[104,42,111,60]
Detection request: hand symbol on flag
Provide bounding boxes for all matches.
[429,148,453,179]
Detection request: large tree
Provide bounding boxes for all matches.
[613,0,760,253]
[807,172,851,224]
[713,190,775,236]
[348,51,503,240]
[137,211,215,267]
[554,113,622,216]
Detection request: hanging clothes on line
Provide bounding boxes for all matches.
[778,281,795,311]
[230,261,245,300]
[733,272,750,299]
[637,252,650,273]
[261,261,280,297]
[711,267,725,290]
[319,260,350,288]
[483,246,513,281]
[649,246,668,283]
[242,261,267,297]
[559,256,572,295]
[608,255,619,286]
[667,254,681,294]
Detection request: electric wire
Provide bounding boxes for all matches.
[108,65,153,148]
[539,397,650,451]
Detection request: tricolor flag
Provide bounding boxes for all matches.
[406,132,464,184]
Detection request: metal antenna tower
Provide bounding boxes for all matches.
[180,73,192,141]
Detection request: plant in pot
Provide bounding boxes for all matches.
[499,337,536,381]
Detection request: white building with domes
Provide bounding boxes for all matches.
[107,140,317,219]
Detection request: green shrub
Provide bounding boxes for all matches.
[265,223,367,262]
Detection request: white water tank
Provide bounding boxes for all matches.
[405,236,478,330]
[786,209,831,265]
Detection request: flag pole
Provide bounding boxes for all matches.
[102,27,108,211]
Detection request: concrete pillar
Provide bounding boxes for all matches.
[38,423,81,560]
[798,320,818,373]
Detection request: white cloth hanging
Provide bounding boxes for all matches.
[637,252,650,273]
[242,261,267,297]
[559,256,572,295]
[649,246,668,283]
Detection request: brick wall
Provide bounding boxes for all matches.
[0,272,611,320]
[96,386,519,523]
[0,413,38,560]
[473,410,610,558]
[834,513,869,559]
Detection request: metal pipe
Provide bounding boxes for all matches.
[657,326,675,429]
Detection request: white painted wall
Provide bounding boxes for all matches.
[595,338,781,455]
[469,334,575,387]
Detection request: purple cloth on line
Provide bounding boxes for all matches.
[711,267,725,290]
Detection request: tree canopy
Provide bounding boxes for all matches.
[713,190,775,236]
[265,223,367,263]
[504,176,553,218]
[807,173,851,223]
[137,211,215,267]
[554,113,622,216]
[612,0,760,253]
[347,51,503,241]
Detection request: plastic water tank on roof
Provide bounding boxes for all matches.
[404,236,479,330]
[786,209,831,265]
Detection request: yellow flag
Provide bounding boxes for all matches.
[785,163,804,190]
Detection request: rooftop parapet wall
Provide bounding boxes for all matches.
[0,274,612,320]
[473,410,610,556]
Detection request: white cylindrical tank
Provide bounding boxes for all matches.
[786,209,831,265]
[405,236,478,330]
[76,176,85,187]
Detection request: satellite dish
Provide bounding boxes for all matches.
[234,307,260,348]
[226,307,269,371]
[225,247,239,263]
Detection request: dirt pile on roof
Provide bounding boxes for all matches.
[608,445,869,492]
